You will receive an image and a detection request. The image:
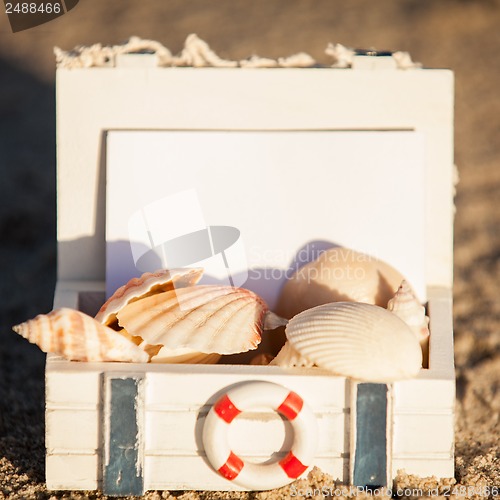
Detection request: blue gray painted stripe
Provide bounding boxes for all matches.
[353,383,388,488]
[103,377,144,496]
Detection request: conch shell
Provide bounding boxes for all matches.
[275,302,422,382]
[115,285,271,362]
[276,247,410,319]
[12,308,152,363]
[387,280,430,367]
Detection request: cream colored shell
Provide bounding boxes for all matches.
[276,247,409,319]
[271,341,315,368]
[12,308,151,363]
[387,280,430,343]
[282,302,422,382]
[387,280,430,367]
[116,285,269,360]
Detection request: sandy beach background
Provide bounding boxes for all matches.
[1,1,499,498]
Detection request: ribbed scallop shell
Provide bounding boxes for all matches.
[116,285,268,358]
[95,268,203,327]
[12,308,151,363]
[148,348,221,364]
[276,247,410,319]
[284,302,422,382]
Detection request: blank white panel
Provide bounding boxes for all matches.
[46,454,98,490]
[46,409,99,450]
[144,455,345,491]
[391,458,454,480]
[144,369,347,408]
[107,131,426,306]
[393,414,454,454]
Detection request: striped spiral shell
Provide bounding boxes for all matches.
[12,308,151,363]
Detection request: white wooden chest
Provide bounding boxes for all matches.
[47,52,455,494]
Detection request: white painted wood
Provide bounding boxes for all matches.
[46,359,102,406]
[145,409,345,456]
[145,367,348,408]
[352,56,397,70]
[57,67,454,289]
[427,286,455,375]
[143,456,346,491]
[46,454,98,490]
[392,414,454,455]
[391,458,454,480]
[46,409,99,451]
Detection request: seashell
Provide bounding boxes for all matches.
[95,268,203,327]
[116,285,269,360]
[270,341,315,368]
[276,247,411,319]
[387,280,430,367]
[96,268,220,364]
[282,302,422,382]
[12,308,152,363]
[148,348,221,365]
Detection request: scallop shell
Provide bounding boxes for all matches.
[116,285,269,359]
[12,308,151,363]
[276,247,410,319]
[387,280,430,366]
[95,268,203,327]
[148,348,221,364]
[284,302,422,382]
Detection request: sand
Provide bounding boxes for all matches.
[1,1,499,498]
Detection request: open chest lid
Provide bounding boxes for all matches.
[56,49,454,306]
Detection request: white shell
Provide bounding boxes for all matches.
[116,285,268,358]
[387,280,430,366]
[12,308,151,363]
[270,341,315,368]
[95,268,203,326]
[284,302,422,382]
[387,280,430,342]
[276,247,410,319]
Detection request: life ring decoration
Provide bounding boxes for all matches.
[202,381,318,490]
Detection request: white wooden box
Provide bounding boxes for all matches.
[48,54,455,494]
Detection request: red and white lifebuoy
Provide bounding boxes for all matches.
[202,381,318,490]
